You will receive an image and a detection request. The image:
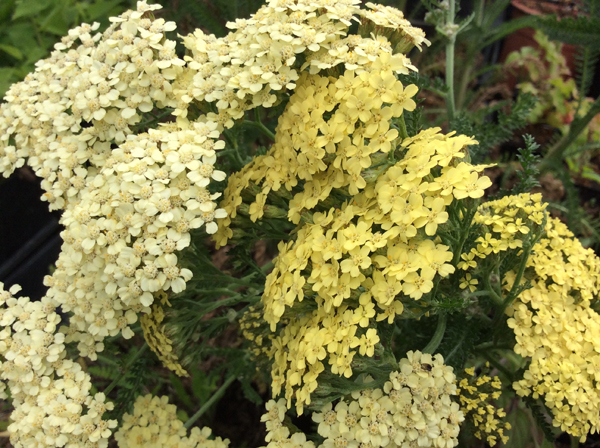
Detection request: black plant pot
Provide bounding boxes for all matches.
[0,169,62,300]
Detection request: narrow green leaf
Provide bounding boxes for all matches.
[479,15,539,49]
[240,378,263,405]
[191,370,217,402]
[12,0,52,19]
[482,0,511,30]
[0,44,23,60]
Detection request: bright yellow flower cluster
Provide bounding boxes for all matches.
[215,63,420,246]
[504,216,600,441]
[263,351,463,448]
[458,193,547,271]
[457,367,510,446]
[255,128,490,412]
[462,194,600,440]
[116,394,229,448]
[140,291,188,377]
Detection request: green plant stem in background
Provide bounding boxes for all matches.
[184,374,237,429]
[539,98,600,173]
[445,0,456,122]
[456,0,485,110]
[103,343,148,396]
[423,314,447,354]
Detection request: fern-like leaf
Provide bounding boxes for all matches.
[575,45,600,113]
[522,395,556,442]
[498,134,541,197]
[537,15,600,46]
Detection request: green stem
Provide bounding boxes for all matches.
[474,341,513,351]
[243,120,276,141]
[184,375,237,429]
[397,114,409,140]
[445,0,456,122]
[223,131,245,166]
[500,248,530,310]
[483,272,503,306]
[455,0,484,112]
[451,205,475,266]
[243,108,276,141]
[423,314,447,354]
[539,98,600,173]
[103,343,148,395]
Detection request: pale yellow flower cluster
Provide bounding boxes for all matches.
[458,193,547,271]
[0,283,116,448]
[261,399,316,448]
[263,352,463,448]
[116,394,229,448]
[457,367,510,446]
[253,127,490,412]
[174,0,424,121]
[0,1,231,359]
[504,215,600,441]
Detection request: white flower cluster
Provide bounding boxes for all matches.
[115,394,230,448]
[0,283,116,448]
[0,1,229,359]
[357,3,430,53]
[263,352,463,448]
[173,0,426,121]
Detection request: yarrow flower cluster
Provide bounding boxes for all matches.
[459,193,600,440]
[0,283,116,448]
[263,351,463,448]
[245,125,490,411]
[458,193,547,272]
[115,394,229,448]
[505,216,600,440]
[215,64,419,245]
[0,1,231,361]
[173,0,426,121]
[457,367,510,446]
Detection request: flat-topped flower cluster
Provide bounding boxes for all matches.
[0,283,116,448]
[262,351,463,448]
[238,117,491,411]
[115,394,229,448]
